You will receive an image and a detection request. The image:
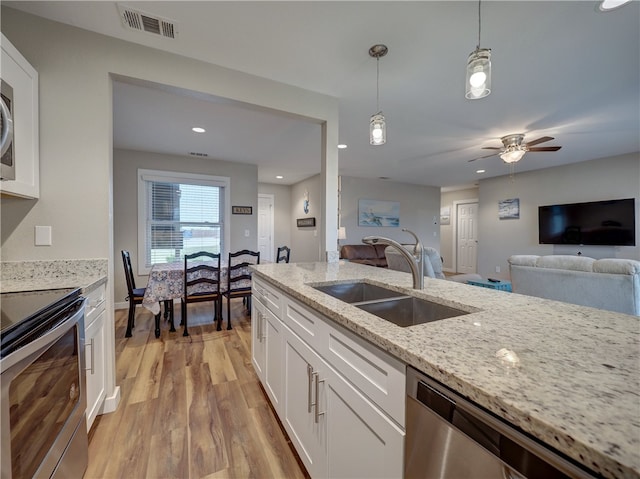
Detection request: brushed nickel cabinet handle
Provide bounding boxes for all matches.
[307,364,314,413]
[85,338,95,374]
[314,372,325,424]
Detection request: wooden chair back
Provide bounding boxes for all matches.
[121,250,137,297]
[276,245,291,263]
[184,251,222,300]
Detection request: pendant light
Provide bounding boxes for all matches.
[465,0,491,99]
[369,44,388,145]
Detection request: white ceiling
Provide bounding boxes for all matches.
[6,1,640,187]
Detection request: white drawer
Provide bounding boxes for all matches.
[84,283,106,328]
[253,277,282,317]
[281,295,327,352]
[321,320,406,427]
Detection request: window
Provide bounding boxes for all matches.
[138,169,230,273]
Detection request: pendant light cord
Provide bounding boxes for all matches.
[477,0,482,50]
[376,57,380,112]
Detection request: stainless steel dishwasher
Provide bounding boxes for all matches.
[405,367,596,479]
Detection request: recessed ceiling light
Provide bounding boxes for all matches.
[337,144,348,149]
[192,127,205,133]
[599,0,632,10]
[276,175,284,179]
[476,169,486,174]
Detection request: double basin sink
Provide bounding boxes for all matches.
[313,281,468,328]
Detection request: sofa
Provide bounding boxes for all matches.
[508,255,640,316]
[385,246,482,283]
[340,244,388,267]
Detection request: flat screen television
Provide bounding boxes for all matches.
[538,198,636,246]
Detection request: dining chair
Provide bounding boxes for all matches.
[121,250,174,338]
[182,251,222,336]
[276,245,291,263]
[223,249,260,330]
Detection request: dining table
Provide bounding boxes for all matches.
[142,260,254,335]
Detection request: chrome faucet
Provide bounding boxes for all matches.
[362,229,424,289]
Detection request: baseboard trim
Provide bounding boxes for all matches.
[102,386,121,414]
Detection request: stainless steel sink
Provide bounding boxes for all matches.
[313,282,405,303]
[356,297,468,327]
[313,281,469,327]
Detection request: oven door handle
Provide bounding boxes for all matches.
[0,299,86,374]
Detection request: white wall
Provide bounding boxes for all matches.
[339,176,441,249]
[258,182,292,259]
[477,153,640,279]
[114,149,257,303]
[290,175,323,262]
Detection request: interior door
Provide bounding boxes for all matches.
[258,194,274,262]
[456,202,478,274]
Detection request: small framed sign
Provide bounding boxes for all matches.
[297,217,316,227]
[232,206,253,215]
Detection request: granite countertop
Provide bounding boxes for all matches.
[252,261,640,479]
[0,259,108,294]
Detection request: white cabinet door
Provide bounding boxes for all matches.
[283,330,327,479]
[85,308,106,431]
[263,305,283,414]
[251,300,267,382]
[324,366,404,479]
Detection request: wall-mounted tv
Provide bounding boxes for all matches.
[538,198,636,246]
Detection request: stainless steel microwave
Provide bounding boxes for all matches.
[1,78,15,181]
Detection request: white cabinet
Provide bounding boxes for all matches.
[0,34,39,199]
[84,283,106,431]
[252,278,284,414]
[252,277,405,479]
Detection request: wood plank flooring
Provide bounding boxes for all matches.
[85,300,308,479]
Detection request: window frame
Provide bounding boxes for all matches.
[137,168,231,275]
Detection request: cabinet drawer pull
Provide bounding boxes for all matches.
[307,364,313,413]
[85,338,95,374]
[314,372,325,424]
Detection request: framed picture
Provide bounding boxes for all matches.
[498,198,520,220]
[440,206,451,225]
[358,199,400,227]
[297,217,316,227]
[232,206,252,215]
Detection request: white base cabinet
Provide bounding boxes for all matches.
[84,283,106,431]
[252,277,405,479]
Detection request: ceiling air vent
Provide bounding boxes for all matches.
[117,4,178,39]
[189,152,209,157]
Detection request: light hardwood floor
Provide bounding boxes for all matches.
[85,300,308,479]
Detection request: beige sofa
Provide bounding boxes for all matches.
[385,246,482,283]
[508,255,640,316]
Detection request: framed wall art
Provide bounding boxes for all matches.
[358,199,400,227]
[498,198,520,220]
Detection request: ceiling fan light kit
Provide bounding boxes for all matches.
[369,44,388,146]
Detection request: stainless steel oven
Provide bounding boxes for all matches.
[0,78,15,181]
[1,288,88,479]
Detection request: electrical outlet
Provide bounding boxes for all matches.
[244,229,250,237]
[495,266,501,273]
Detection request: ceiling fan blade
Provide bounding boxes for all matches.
[528,146,562,152]
[468,151,500,162]
[481,147,501,150]
[525,136,554,147]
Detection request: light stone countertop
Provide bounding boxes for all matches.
[1,259,108,294]
[252,261,640,479]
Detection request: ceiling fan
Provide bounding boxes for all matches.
[469,134,562,163]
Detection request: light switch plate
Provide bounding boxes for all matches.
[35,225,52,246]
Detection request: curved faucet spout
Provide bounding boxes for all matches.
[362,233,424,289]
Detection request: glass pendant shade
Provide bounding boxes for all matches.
[465,48,491,99]
[370,112,386,145]
[500,148,526,163]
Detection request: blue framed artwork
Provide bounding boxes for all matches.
[358,199,400,227]
[498,198,520,220]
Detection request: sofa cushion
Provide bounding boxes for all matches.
[340,244,387,267]
[508,255,539,267]
[593,258,640,275]
[536,255,595,272]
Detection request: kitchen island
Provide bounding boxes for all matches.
[252,261,639,479]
